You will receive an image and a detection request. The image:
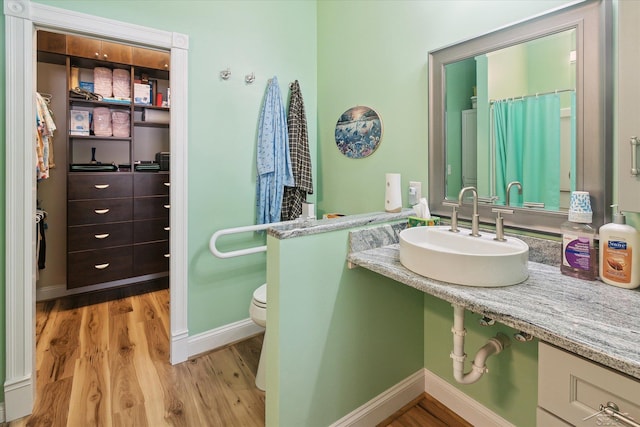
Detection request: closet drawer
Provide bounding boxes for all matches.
[134,173,170,197]
[68,173,132,200]
[133,241,169,276]
[67,246,133,288]
[68,222,133,252]
[538,342,640,426]
[133,218,169,243]
[134,196,170,220]
[68,198,133,226]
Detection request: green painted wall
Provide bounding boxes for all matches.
[266,228,424,426]
[25,0,317,335]
[424,295,539,427]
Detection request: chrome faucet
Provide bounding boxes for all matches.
[506,181,522,206]
[458,186,480,237]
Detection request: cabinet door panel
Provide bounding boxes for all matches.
[68,173,132,200]
[133,241,169,276]
[67,35,101,60]
[134,196,170,220]
[538,343,640,425]
[68,222,133,252]
[133,47,170,71]
[68,198,133,226]
[37,31,66,54]
[134,173,170,197]
[101,41,132,64]
[133,219,169,243]
[67,246,133,288]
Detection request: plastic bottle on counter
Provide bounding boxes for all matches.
[599,205,640,289]
[561,191,597,280]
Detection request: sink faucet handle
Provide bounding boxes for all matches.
[442,201,460,233]
[491,208,513,241]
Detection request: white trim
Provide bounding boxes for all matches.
[4,0,189,421]
[329,370,425,427]
[187,319,265,358]
[424,369,516,427]
[0,401,5,423]
[330,369,515,427]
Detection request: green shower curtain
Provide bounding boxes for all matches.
[494,93,561,209]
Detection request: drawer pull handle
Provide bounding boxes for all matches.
[164,204,171,209]
[94,184,110,189]
[94,209,110,214]
[631,137,640,176]
[94,233,110,239]
[164,182,170,187]
[94,263,110,270]
[164,227,170,231]
[601,402,640,427]
[164,253,170,258]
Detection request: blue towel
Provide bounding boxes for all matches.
[256,77,294,224]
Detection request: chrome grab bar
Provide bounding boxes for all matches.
[209,220,294,259]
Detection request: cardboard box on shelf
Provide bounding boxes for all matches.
[69,110,90,135]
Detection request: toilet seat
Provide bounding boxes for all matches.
[252,283,267,308]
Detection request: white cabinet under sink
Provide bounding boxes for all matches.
[537,342,640,426]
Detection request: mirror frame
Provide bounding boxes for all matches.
[428,0,612,235]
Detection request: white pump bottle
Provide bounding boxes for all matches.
[599,205,640,289]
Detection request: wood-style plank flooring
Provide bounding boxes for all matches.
[377,393,473,427]
[6,285,469,427]
[7,286,265,427]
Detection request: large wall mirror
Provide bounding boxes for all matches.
[428,0,612,235]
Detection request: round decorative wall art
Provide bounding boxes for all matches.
[335,106,383,159]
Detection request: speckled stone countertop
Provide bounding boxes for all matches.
[347,228,640,381]
[267,210,413,240]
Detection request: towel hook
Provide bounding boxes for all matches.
[245,72,255,84]
[220,68,231,80]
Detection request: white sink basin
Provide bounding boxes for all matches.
[399,226,529,287]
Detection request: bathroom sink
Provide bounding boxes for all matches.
[399,226,529,287]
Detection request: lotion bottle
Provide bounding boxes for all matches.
[599,205,640,289]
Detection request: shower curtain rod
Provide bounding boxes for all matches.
[489,88,575,104]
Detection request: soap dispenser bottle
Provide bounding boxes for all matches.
[599,205,640,289]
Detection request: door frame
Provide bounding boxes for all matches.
[4,0,189,420]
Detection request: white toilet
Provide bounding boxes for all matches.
[249,283,267,391]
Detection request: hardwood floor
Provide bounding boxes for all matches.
[377,393,473,427]
[7,287,265,427]
[6,285,468,427]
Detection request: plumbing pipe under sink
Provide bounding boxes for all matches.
[450,304,511,384]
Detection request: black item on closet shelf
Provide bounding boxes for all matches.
[70,163,118,172]
[69,87,103,101]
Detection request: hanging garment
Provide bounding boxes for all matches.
[36,92,57,180]
[281,80,313,221]
[256,77,294,224]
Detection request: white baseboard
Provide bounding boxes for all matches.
[331,369,515,427]
[329,369,425,427]
[0,402,5,423]
[187,318,264,358]
[424,370,515,427]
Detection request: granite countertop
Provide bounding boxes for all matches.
[267,210,413,240]
[347,241,640,381]
[266,210,640,380]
